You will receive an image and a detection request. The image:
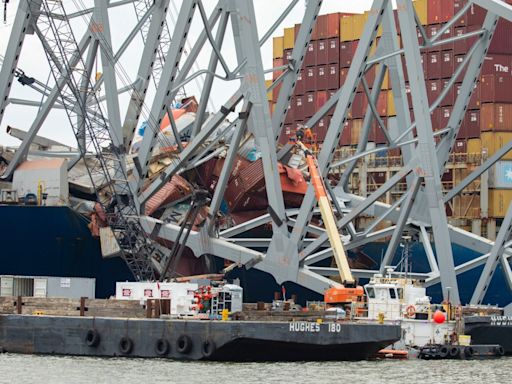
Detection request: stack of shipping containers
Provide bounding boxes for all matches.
[270,0,512,232]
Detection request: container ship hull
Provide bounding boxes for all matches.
[1,205,511,307]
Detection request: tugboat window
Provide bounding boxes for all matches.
[366,287,375,298]
[389,288,397,299]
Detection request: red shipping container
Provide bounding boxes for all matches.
[340,120,352,146]
[402,54,427,82]
[350,93,368,119]
[327,65,339,90]
[361,66,376,91]
[305,91,316,118]
[466,3,486,26]
[273,58,283,81]
[438,106,452,130]
[428,1,443,29]
[453,139,467,153]
[427,79,441,105]
[294,96,304,122]
[284,49,293,65]
[314,116,330,142]
[455,82,480,110]
[377,91,387,116]
[340,40,357,68]
[328,37,339,64]
[480,103,512,132]
[480,74,512,103]
[454,54,468,81]
[339,67,348,88]
[427,52,442,79]
[441,50,454,79]
[490,19,512,54]
[427,25,441,53]
[441,80,455,106]
[279,124,291,145]
[453,0,468,27]
[316,65,328,90]
[453,27,467,56]
[316,39,328,66]
[285,100,294,124]
[371,119,388,144]
[305,41,316,67]
[272,83,281,105]
[295,69,305,96]
[305,67,316,92]
[482,55,512,76]
[462,109,480,139]
[316,90,328,110]
[327,90,337,116]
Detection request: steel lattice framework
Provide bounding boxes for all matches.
[2,0,512,306]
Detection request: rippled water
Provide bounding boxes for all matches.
[0,354,511,384]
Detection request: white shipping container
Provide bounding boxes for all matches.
[0,275,95,299]
[490,161,512,189]
[12,159,69,205]
[99,227,121,257]
[116,281,198,316]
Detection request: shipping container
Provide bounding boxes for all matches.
[490,161,512,189]
[489,189,512,218]
[454,0,468,27]
[441,50,454,79]
[340,15,353,42]
[387,91,396,116]
[295,69,305,95]
[455,81,480,110]
[316,65,328,90]
[467,138,482,154]
[461,109,480,139]
[480,103,512,132]
[328,37,339,64]
[427,79,441,105]
[285,101,294,124]
[305,91,316,118]
[481,131,512,160]
[305,41,316,67]
[314,13,342,40]
[453,139,467,153]
[489,18,512,54]
[283,49,293,65]
[316,39,328,65]
[340,40,357,68]
[428,2,443,28]
[283,27,295,50]
[350,93,368,119]
[414,0,428,25]
[280,124,293,145]
[377,91,388,116]
[327,64,339,90]
[340,67,348,88]
[427,24,442,52]
[273,36,284,59]
[272,58,283,81]
[440,79,455,106]
[427,51,442,79]
[314,116,331,142]
[265,79,273,102]
[351,119,363,145]
[340,120,352,146]
[305,67,316,92]
[482,55,512,77]
[0,275,95,299]
[294,96,304,122]
[480,74,512,103]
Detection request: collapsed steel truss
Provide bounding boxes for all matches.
[2,0,512,305]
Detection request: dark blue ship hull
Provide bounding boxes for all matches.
[0,205,510,306]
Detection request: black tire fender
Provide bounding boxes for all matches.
[439,346,449,358]
[449,346,459,358]
[464,346,474,358]
[119,336,134,354]
[201,339,216,358]
[495,345,505,356]
[155,338,170,356]
[176,334,192,354]
[85,329,100,348]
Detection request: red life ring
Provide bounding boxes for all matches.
[406,305,416,318]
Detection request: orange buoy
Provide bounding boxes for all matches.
[433,310,446,324]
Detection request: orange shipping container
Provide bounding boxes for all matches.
[351,119,363,145]
[480,103,512,132]
[387,91,396,116]
[489,189,512,218]
[273,36,284,59]
[414,0,429,25]
[480,132,512,160]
